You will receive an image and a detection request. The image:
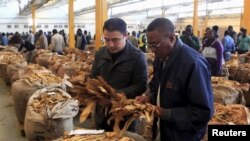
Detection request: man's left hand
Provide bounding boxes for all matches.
[154,106,163,117]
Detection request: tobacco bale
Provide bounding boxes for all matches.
[212,85,244,105]
[12,71,65,127]
[47,54,75,74]
[228,64,250,83]
[6,61,27,84]
[34,50,54,68]
[0,52,26,84]
[210,103,250,125]
[25,88,78,141]
[11,64,47,83]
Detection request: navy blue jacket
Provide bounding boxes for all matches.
[91,41,148,98]
[149,39,214,141]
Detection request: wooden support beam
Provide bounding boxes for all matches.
[31,5,36,33]
[95,0,108,48]
[193,0,198,36]
[68,0,75,48]
[242,0,250,33]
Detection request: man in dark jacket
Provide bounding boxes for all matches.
[75,28,87,50]
[136,18,214,141]
[18,39,36,63]
[91,18,148,131]
[180,25,200,51]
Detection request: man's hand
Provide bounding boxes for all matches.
[135,95,150,103]
[117,92,126,101]
[154,106,163,117]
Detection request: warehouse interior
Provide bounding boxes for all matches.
[0,0,248,35]
[1,0,250,141]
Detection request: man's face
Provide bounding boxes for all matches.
[146,30,175,60]
[77,30,82,35]
[206,29,214,39]
[185,27,193,36]
[242,30,247,37]
[228,27,233,32]
[103,30,127,54]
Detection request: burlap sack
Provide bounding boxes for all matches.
[56,61,84,78]
[201,103,250,141]
[12,73,67,126]
[229,66,250,83]
[48,61,62,74]
[47,54,76,74]
[35,52,54,68]
[212,77,250,106]
[12,80,42,124]
[212,85,246,105]
[0,52,26,78]
[24,88,78,141]
[0,64,7,77]
[228,67,238,80]
[0,53,10,77]
[237,68,250,83]
[5,61,27,84]
[11,64,47,83]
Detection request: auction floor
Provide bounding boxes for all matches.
[0,78,94,141]
[0,78,26,141]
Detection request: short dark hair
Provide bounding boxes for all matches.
[132,31,136,36]
[228,25,233,30]
[224,30,229,36]
[84,30,87,34]
[186,25,192,29]
[240,27,244,32]
[146,18,174,35]
[212,25,219,32]
[52,29,57,34]
[77,28,82,33]
[103,18,127,34]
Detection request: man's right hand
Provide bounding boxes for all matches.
[135,95,150,103]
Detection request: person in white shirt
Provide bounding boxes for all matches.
[27,30,35,45]
[50,29,65,55]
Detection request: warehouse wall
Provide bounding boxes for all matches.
[0,14,242,40]
[0,17,95,35]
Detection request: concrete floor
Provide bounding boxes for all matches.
[0,78,26,141]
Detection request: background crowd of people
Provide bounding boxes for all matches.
[0,28,93,51]
[1,23,249,77]
[128,24,250,76]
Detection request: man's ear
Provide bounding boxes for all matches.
[169,34,176,45]
[124,32,129,39]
